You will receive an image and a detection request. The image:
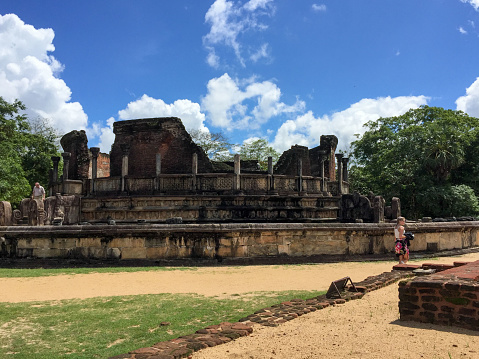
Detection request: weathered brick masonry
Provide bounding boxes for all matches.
[399,260,479,331]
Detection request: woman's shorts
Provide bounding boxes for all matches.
[395,239,409,257]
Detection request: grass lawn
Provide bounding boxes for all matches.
[0,267,325,358]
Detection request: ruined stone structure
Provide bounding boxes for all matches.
[39,116,372,225]
[0,117,401,227]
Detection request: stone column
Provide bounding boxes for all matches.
[268,156,276,193]
[50,156,61,196]
[335,153,344,195]
[120,144,130,193]
[155,153,162,193]
[61,152,71,180]
[297,158,303,193]
[233,154,241,191]
[156,154,162,176]
[51,156,60,183]
[192,153,198,191]
[90,147,100,194]
[342,157,350,182]
[319,150,328,195]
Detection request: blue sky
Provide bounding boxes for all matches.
[1,0,479,155]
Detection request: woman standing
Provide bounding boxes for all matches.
[394,216,409,264]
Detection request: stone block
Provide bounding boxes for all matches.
[32,248,68,258]
[258,232,281,245]
[76,237,102,247]
[109,237,145,248]
[439,232,462,250]
[17,238,50,249]
[144,237,168,248]
[277,244,290,255]
[121,247,147,259]
[50,238,77,249]
[408,233,427,251]
[146,247,168,259]
[247,244,278,257]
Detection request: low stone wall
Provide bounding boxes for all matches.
[398,260,479,330]
[1,222,479,261]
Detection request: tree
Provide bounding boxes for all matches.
[190,130,280,170]
[0,97,60,205]
[350,106,479,218]
[189,129,233,161]
[237,138,280,171]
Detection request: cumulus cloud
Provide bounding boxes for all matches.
[459,26,468,34]
[272,96,429,152]
[203,0,275,67]
[96,95,209,153]
[201,73,305,130]
[0,14,88,133]
[456,77,479,117]
[461,0,479,11]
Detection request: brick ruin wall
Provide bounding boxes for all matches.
[109,117,213,176]
[399,261,479,331]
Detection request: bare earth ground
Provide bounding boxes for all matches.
[2,253,479,358]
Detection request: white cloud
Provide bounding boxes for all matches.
[203,0,275,67]
[459,26,468,34]
[272,96,429,152]
[97,117,116,153]
[456,77,479,117]
[0,14,88,134]
[201,73,305,130]
[312,4,327,12]
[250,43,270,62]
[461,0,479,11]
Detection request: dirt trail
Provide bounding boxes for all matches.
[2,253,479,358]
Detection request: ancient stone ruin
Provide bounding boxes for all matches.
[1,117,398,226]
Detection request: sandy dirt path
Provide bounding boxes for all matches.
[1,253,479,303]
[192,283,479,359]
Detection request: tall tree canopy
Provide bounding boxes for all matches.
[350,106,479,219]
[0,97,60,204]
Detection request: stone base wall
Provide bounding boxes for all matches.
[81,195,341,223]
[399,261,479,331]
[1,222,479,261]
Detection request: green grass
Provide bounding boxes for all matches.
[0,286,325,358]
[0,266,198,278]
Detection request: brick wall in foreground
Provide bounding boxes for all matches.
[398,260,479,331]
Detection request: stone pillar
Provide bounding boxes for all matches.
[392,197,401,220]
[342,157,350,182]
[52,156,60,183]
[318,150,328,195]
[268,156,276,193]
[192,153,198,191]
[335,153,344,195]
[120,144,130,193]
[90,147,100,194]
[155,153,162,193]
[156,153,162,176]
[233,154,241,191]
[50,156,61,196]
[297,158,303,193]
[61,152,71,181]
